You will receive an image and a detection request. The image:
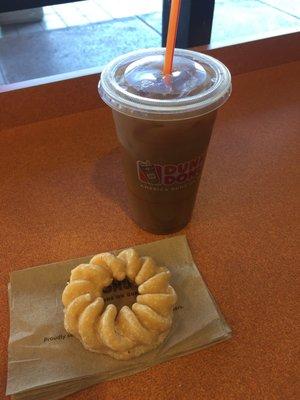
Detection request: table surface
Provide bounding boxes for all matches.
[1,61,299,400]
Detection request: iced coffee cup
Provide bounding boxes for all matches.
[99,48,231,234]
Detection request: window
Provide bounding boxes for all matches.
[0,0,299,87]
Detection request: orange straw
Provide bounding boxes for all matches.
[163,0,181,75]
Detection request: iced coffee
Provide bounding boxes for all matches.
[99,48,231,233]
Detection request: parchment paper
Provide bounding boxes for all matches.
[7,235,231,400]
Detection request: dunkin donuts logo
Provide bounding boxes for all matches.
[137,155,204,186]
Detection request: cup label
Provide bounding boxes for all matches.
[137,155,204,190]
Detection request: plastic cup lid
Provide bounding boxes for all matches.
[99,48,232,121]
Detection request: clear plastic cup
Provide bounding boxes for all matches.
[99,48,231,234]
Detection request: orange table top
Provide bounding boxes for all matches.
[1,61,299,399]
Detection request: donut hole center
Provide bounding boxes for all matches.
[102,278,138,311]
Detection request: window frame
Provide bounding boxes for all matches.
[0,1,83,13]
[162,0,215,47]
